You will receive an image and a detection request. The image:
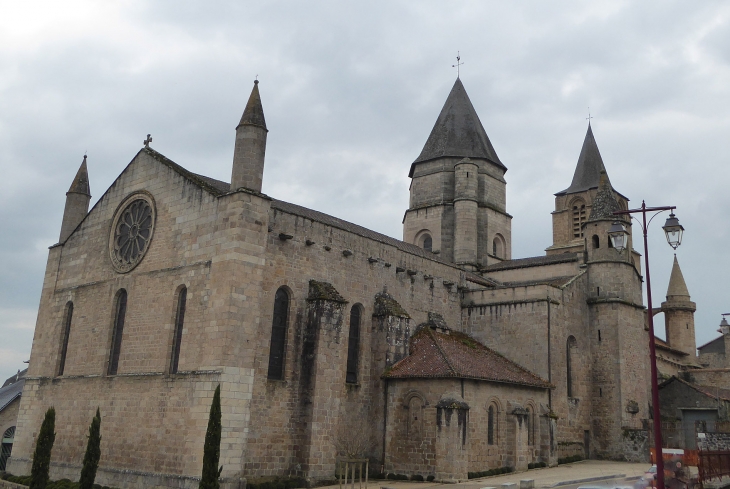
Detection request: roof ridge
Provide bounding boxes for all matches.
[424,327,458,377]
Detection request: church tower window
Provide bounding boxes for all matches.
[592,235,600,249]
[108,289,127,375]
[346,304,362,384]
[422,235,432,252]
[58,301,73,376]
[572,200,586,238]
[492,234,505,259]
[170,287,187,374]
[267,287,289,380]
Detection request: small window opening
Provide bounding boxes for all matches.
[108,289,128,376]
[267,288,289,380]
[597,287,600,296]
[170,287,187,374]
[598,330,602,342]
[572,202,587,238]
[58,301,73,376]
[567,336,577,398]
[422,235,432,252]
[488,405,496,445]
[599,388,603,397]
[527,407,535,445]
[592,235,600,249]
[346,305,361,384]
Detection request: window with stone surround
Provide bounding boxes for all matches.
[567,336,577,397]
[592,235,600,249]
[267,287,289,380]
[58,301,73,376]
[346,304,362,384]
[170,286,187,374]
[422,235,432,252]
[527,405,535,445]
[493,234,505,259]
[108,289,127,375]
[571,199,586,238]
[487,404,498,445]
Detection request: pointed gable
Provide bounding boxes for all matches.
[666,255,691,300]
[68,156,91,196]
[556,124,608,196]
[237,80,267,131]
[384,325,551,389]
[410,78,504,177]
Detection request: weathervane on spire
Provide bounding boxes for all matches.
[586,108,594,125]
[452,51,464,78]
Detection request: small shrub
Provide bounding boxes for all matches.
[411,474,424,481]
[426,475,435,482]
[387,473,397,480]
[396,474,409,481]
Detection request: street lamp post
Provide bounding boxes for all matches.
[608,201,684,489]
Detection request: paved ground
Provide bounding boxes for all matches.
[331,461,651,489]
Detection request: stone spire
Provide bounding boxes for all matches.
[556,124,608,196]
[587,171,620,221]
[231,80,268,192]
[59,155,92,242]
[410,78,504,177]
[666,255,691,301]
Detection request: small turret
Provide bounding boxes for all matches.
[59,155,91,242]
[661,255,697,357]
[231,80,268,193]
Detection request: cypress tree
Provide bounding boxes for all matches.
[30,407,56,489]
[78,408,102,489]
[199,384,222,489]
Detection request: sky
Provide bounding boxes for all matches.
[1,1,730,383]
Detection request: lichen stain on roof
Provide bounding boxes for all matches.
[587,171,622,221]
[384,325,551,389]
[410,78,504,177]
[307,280,347,303]
[373,291,410,318]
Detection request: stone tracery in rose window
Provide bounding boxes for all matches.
[110,195,155,273]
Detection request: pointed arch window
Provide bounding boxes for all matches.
[58,301,73,376]
[567,336,577,397]
[170,287,187,374]
[572,200,587,238]
[267,287,289,380]
[108,289,127,375]
[346,305,362,384]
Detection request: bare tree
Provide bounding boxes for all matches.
[333,419,376,459]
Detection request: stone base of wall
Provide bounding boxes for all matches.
[6,458,245,489]
[621,429,649,463]
[0,480,26,489]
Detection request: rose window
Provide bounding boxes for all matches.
[110,195,155,273]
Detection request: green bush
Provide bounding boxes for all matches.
[200,385,222,489]
[79,408,102,489]
[426,475,435,482]
[411,474,424,481]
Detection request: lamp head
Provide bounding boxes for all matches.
[662,212,684,250]
[608,221,629,253]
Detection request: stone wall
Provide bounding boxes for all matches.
[690,369,730,390]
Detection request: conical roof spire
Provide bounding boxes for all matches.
[587,171,620,221]
[68,155,91,196]
[666,255,691,300]
[237,80,267,131]
[410,78,504,177]
[556,124,608,196]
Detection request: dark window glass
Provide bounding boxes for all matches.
[108,289,127,375]
[487,405,495,445]
[267,288,289,380]
[592,235,600,249]
[567,336,576,397]
[170,287,187,374]
[527,407,534,445]
[423,235,432,252]
[346,306,361,383]
[58,302,73,376]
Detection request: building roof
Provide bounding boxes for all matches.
[587,171,622,221]
[68,155,91,196]
[237,80,267,131]
[0,370,26,412]
[666,255,691,300]
[659,376,730,402]
[410,78,504,177]
[698,335,724,351]
[654,336,689,357]
[383,324,552,389]
[556,124,609,196]
[482,253,580,272]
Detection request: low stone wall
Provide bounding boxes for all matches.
[0,480,26,489]
[698,432,730,451]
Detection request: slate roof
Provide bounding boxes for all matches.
[499,276,576,288]
[141,152,461,268]
[384,325,552,389]
[410,78,504,177]
[697,336,724,351]
[482,253,580,272]
[556,124,609,196]
[68,156,91,195]
[237,80,267,131]
[0,371,25,412]
[666,255,691,299]
[659,376,730,402]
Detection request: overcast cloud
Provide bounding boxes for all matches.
[1,1,729,382]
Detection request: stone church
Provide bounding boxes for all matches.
[7,77,702,487]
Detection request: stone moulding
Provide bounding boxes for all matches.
[586,297,645,309]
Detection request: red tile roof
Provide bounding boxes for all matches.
[383,326,552,389]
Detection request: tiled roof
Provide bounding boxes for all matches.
[482,253,579,272]
[384,326,551,389]
[410,78,505,176]
[654,336,689,357]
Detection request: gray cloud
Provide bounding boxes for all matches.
[1,0,729,381]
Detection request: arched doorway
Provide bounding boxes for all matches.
[0,426,15,470]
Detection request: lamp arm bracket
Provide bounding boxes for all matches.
[647,209,669,229]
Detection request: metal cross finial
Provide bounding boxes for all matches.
[144,134,152,148]
[586,108,594,125]
[452,51,464,78]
